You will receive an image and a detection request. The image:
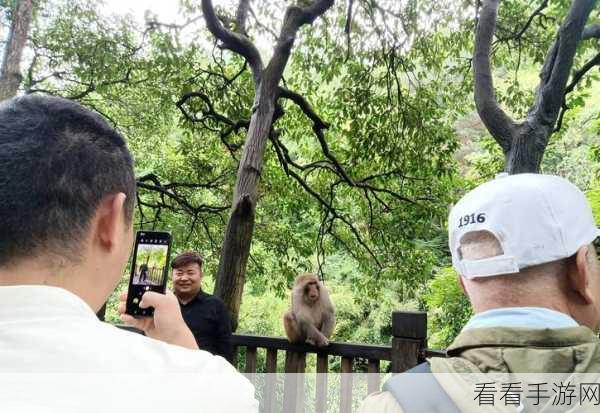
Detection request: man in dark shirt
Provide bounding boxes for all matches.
[171,252,234,363]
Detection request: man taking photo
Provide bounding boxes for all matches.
[0,95,257,412]
[172,251,234,362]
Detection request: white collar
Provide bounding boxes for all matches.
[0,285,97,322]
[463,306,579,331]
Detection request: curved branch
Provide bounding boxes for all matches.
[278,86,350,180]
[176,90,233,125]
[269,133,382,268]
[582,23,600,40]
[565,53,600,95]
[264,0,334,88]
[176,91,249,157]
[555,52,600,131]
[201,0,263,83]
[248,6,279,40]
[494,0,548,43]
[473,0,517,152]
[277,86,416,205]
[137,174,229,216]
[235,0,251,35]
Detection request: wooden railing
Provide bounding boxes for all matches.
[116,311,446,412]
[232,311,446,412]
[233,334,390,412]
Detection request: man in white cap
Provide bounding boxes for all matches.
[358,173,600,413]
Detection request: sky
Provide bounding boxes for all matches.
[99,0,276,62]
[100,0,239,24]
[101,0,183,24]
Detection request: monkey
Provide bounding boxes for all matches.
[283,273,335,347]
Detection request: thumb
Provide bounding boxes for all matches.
[120,314,149,332]
[139,291,166,309]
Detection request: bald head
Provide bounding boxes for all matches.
[448,173,600,330]
[458,231,571,313]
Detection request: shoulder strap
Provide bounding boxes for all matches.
[383,362,461,413]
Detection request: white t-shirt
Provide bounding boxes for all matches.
[0,285,258,413]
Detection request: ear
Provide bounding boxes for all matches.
[92,193,128,252]
[568,245,594,304]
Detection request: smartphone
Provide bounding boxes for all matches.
[125,231,172,317]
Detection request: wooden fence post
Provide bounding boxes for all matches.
[390,311,427,373]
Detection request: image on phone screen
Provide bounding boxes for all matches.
[133,243,168,287]
[126,231,171,317]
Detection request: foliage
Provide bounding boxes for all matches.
[2,0,599,351]
[423,267,472,349]
[587,189,600,225]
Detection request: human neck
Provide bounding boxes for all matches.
[0,256,69,285]
[473,300,570,315]
[0,256,101,311]
[176,288,201,305]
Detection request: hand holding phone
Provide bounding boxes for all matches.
[118,290,198,350]
[125,231,171,317]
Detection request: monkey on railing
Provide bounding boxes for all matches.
[283,273,335,347]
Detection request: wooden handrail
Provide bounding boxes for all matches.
[423,348,447,358]
[232,334,393,361]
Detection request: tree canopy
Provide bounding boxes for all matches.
[1,0,599,346]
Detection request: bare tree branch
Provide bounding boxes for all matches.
[137,173,229,216]
[268,77,426,268]
[277,86,417,204]
[269,132,382,267]
[565,53,600,96]
[265,0,334,86]
[146,15,203,31]
[175,90,249,157]
[235,0,251,35]
[582,23,600,40]
[494,0,549,43]
[473,0,517,152]
[176,90,234,125]
[344,0,355,60]
[248,5,279,40]
[278,87,348,179]
[555,51,600,131]
[201,0,263,82]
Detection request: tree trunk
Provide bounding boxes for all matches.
[473,0,595,174]
[503,123,550,174]
[0,0,34,101]
[214,83,278,330]
[201,0,335,330]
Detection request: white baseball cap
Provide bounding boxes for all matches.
[449,173,600,279]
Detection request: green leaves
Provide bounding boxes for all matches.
[423,267,472,349]
[20,0,600,347]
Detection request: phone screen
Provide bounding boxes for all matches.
[125,231,171,317]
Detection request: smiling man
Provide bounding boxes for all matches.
[172,252,234,362]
